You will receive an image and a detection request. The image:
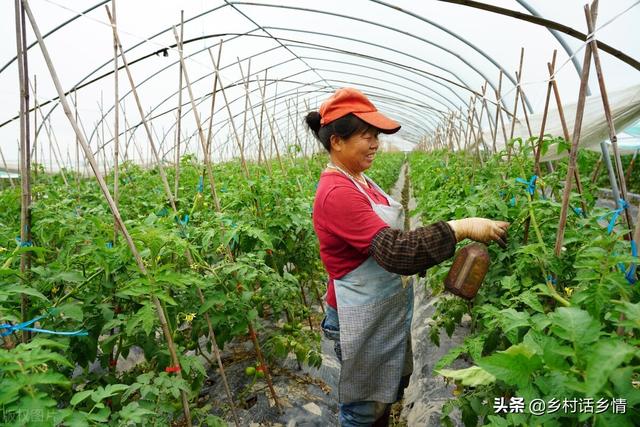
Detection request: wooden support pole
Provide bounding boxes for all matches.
[256,75,285,173]
[533,51,557,177]
[74,91,80,181]
[239,59,251,156]
[174,10,184,200]
[545,56,588,214]
[24,3,192,424]
[205,40,222,166]
[15,0,31,343]
[112,0,120,238]
[236,59,271,176]
[494,71,509,151]
[106,7,177,212]
[0,146,16,188]
[32,74,37,178]
[507,48,525,160]
[171,32,224,211]
[554,2,596,257]
[625,150,637,185]
[585,3,634,236]
[205,45,250,179]
[516,71,533,139]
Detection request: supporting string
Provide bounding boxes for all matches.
[1,312,88,338]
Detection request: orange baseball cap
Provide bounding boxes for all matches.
[319,87,401,134]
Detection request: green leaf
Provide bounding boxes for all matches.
[549,307,600,345]
[477,343,542,388]
[498,308,530,333]
[584,339,636,396]
[52,271,85,283]
[516,290,544,313]
[118,402,155,423]
[3,286,49,301]
[57,303,84,322]
[70,390,93,406]
[436,366,496,386]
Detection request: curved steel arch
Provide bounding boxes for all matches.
[368,0,532,112]
[227,1,511,108]
[12,28,486,141]
[257,26,476,107]
[161,86,429,161]
[86,31,499,150]
[125,74,440,158]
[127,77,438,161]
[2,2,514,130]
[298,55,464,111]
[438,0,640,71]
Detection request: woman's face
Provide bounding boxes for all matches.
[330,128,380,174]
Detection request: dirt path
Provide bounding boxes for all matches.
[390,162,469,427]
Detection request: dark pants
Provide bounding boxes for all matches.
[321,306,410,427]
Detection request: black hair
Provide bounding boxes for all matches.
[304,112,373,152]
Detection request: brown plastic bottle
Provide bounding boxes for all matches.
[444,243,490,300]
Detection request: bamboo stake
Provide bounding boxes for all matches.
[625,150,637,185]
[554,2,596,257]
[236,59,271,176]
[205,40,222,167]
[112,0,120,238]
[204,45,250,179]
[15,0,32,344]
[477,83,495,154]
[507,48,525,160]
[32,74,37,179]
[239,59,251,156]
[494,71,509,150]
[256,73,271,172]
[591,154,603,184]
[171,32,224,211]
[545,57,588,214]
[0,146,16,188]
[74,91,80,181]
[585,3,634,236]
[516,71,533,139]
[24,2,192,423]
[106,8,177,212]
[174,11,184,199]
[256,75,285,173]
[533,51,557,177]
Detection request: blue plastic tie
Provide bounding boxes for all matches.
[625,240,637,284]
[0,313,88,338]
[572,206,584,217]
[546,274,557,285]
[598,199,628,234]
[515,175,537,196]
[197,176,204,193]
[180,215,189,226]
[15,237,33,247]
[106,241,113,249]
[509,196,517,207]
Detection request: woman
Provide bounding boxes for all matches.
[306,87,509,427]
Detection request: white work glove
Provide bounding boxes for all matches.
[447,218,510,248]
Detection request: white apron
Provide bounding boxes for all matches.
[330,165,414,404]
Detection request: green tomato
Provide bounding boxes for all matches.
[244,367,256,376]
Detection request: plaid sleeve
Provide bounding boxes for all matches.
[369,221,457,275]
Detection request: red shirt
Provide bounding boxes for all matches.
[313,171,390,309]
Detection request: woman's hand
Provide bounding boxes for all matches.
[447,218,510,248]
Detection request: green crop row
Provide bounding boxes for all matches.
[409,142,639,427]
[0,151,404,425]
